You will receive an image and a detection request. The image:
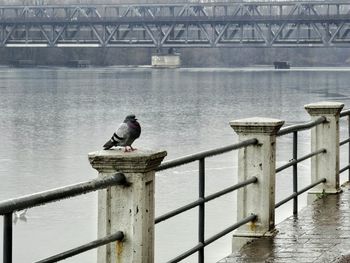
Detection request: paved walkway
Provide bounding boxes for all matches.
[218,184,350,263]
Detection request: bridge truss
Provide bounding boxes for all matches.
[1,1,350,48]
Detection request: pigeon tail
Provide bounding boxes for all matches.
[103,139,117,150]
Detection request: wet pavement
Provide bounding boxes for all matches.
[218,184,350,263]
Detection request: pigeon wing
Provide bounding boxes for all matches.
[115,122,129,142]
[103,122,129,149]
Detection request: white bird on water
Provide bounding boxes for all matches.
[13,209,28,223]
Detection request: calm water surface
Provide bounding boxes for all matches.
[0,66,350,263]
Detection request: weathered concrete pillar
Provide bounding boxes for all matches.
[88,149,167,263]
[230,117,284,250]
[305,101,344,199]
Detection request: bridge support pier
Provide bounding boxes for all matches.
[88,149,167,263]
[230,117,284,251]
[305,101,344,202]
[151,53,181,68]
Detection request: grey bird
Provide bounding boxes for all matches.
[103,114,141,151]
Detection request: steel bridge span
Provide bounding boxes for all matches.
[2,1,350,48]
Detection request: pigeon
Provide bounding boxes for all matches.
[103,114,141,152]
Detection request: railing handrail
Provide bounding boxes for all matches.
[35,231,124,263]
[340,108,350,118]
[155,176,257,224]
[157,116,328,173]
[277,116,327,137]
[276,148,326,173]
[167,214,257,263]
[275,177,326,209]
[0,173,127,215]
[156,138,258,172]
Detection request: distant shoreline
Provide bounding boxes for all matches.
[3,65,350,72]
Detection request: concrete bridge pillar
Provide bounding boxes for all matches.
[230,117,284,250]
[88,149,167,263]
[305,101,344,199]
[151,49,181,68]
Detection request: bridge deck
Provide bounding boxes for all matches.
[218,183,350,263]
[2,2,350,48]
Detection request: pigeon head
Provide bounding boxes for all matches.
[124,114,137,122]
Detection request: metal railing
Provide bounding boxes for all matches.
[274,116,327,214]
[155,115,333,262]
[153,115,329,263]
[273,109,350,215]
[2,111,348,263]
[155,138,259,263]
[339,109,350,180]
[0,173,127,263]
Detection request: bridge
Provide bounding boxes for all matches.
[2,1,350,48]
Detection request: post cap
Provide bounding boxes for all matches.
[88,149,167,173]
[230,117,284,135]
[305,101,344,116]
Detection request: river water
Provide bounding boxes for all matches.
[0,66,349,263]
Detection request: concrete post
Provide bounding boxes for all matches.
[305,101,344,198]
[230,117,284,249]
[88,149,167,263]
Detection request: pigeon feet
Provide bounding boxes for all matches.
[124,146,137,152]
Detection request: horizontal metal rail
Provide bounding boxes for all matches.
[340,109,350,118]
[276,148,326,173]
[340,138,350,146]
[4,14,350,24]
[155,176,257,224]
[0,2,349,10]
[275,192,298,210]
[156,138,258,172]
[35,231,124,263]
[167,214,257,263]
[0,173,127,215]
[340,164,350,174]
[0,2,350,9]
[275,178,326,208]
[277,116,327,137]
